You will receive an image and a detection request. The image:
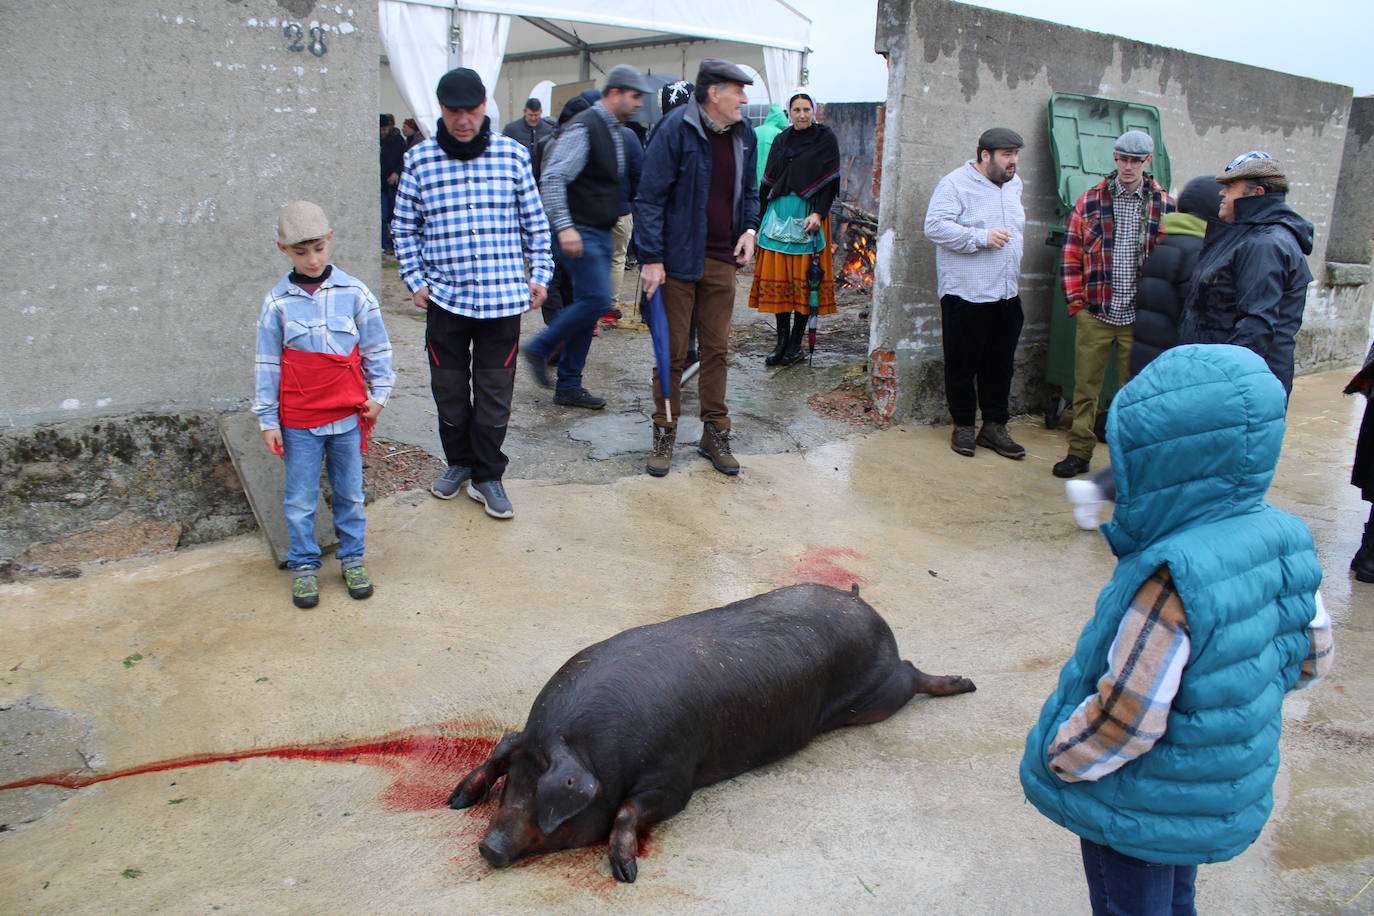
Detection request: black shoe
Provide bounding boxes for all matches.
[950,425,976,457]
[765,312,791,366]
[976,422,1026,460]
[1354,541,1374,583]
[553,388,606,410]
[523,346,552,389]
[1053,454,1091,478]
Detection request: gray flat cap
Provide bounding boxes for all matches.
[604,64,653,94]
[1114,130,1154,158]
[696,58,753,86]
[978,127,1024,150]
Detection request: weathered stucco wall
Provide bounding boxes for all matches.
[870,0,1371,423]
[2,0,378,429]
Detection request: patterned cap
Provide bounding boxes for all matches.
[1216,150,1286,184]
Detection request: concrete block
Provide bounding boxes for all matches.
[219,412,334,568]
[1326,262,1372,287]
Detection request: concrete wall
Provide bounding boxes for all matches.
[820,102,883,216]
[870,0,1371,423]
[2,0,378,429]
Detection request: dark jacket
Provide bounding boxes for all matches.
[619,125,643,217]
[380,127,406,190]
[501,116,554,155]
[633,98,759,281]
[1129,212,1208,376]
[1178,192,1314,393]
[1348,341,1374,497]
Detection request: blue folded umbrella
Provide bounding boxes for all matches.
[642,287,674,423]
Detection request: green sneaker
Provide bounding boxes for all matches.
[292,572,320,609]
[342,565,374,600]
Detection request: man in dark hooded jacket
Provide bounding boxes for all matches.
[1177,152,1314,392]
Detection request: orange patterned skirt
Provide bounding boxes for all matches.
[747,224,838,315]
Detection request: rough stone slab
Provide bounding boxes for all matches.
[1326,261,1372,287]
[218,413,334,568]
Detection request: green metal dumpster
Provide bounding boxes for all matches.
[1042,93,1171,429]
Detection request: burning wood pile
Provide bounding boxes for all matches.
[835,201,878,292]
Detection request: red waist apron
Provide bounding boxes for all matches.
[279,347,373,453]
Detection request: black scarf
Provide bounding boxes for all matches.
[761,121,840,201]
[289,264,333,285]
[435,116,492,160]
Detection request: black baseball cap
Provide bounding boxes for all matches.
[437,68,486,109]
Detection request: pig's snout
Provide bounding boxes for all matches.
[478,832,515,867]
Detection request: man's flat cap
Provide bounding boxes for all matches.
[437,68,486,109]
[696,58,753,85]
[1216,150,1287,184]
[1114,130,1154,158]
[604,64,654,94]
[977,127,1024,150]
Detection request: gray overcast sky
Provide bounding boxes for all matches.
[790,0,1374,102]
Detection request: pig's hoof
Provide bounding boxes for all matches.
[611,854,638,883]
[447,787,477,809]
[950,676,977,694]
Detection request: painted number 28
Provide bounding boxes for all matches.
[283,23,327,57]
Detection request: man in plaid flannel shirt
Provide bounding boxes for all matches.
[1055,130,1174,480]
[392,68,553,520]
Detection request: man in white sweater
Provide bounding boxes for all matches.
[923,127,1027,460]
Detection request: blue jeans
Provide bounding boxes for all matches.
[1080,838,1197,916]
[381,187,397,251]
[281,424,366,570]
[529,224,612,393]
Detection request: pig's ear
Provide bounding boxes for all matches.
[534,741,600,835]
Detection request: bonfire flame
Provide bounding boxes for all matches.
[839,232,876,292]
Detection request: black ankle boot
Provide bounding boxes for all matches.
[1354,522,1374,583]
[765,312,791,366]
[778,312,808,366]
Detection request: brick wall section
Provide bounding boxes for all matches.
[868,348,899,425]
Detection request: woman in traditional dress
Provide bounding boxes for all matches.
[748,90,841,366]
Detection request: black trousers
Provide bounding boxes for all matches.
[425,308,521,483]
[940,294,1023,427]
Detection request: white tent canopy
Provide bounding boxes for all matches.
[380,0,810,132]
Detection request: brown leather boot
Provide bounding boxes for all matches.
[646,425,676,477]
[698,422,740,475]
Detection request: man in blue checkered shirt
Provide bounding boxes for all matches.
[392,68,553,520]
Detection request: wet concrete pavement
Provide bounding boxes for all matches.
[2,326,1372,912]
[376,263,878,484]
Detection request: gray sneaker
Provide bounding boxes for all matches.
[431,465,473,499]
[467,479,514,519]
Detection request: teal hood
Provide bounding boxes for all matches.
[1101,344,1288,557]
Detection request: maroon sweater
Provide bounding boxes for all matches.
[705,128,737,264]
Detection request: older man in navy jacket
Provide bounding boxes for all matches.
[634,59,759,478]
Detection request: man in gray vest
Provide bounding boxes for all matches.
[523,65,651,409]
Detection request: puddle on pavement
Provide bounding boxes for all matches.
[1268,726,1374,871]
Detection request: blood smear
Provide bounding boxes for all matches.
[0,721,499,814]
